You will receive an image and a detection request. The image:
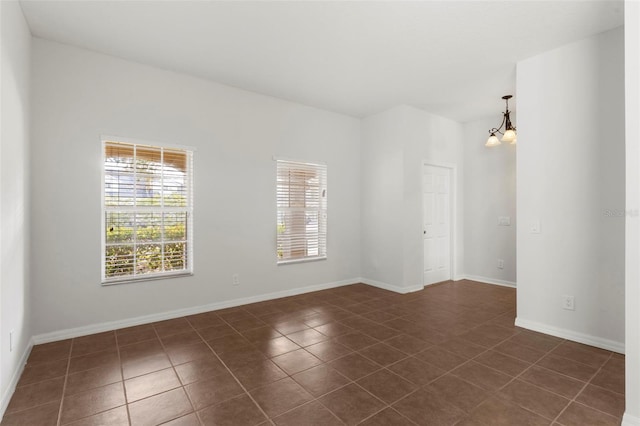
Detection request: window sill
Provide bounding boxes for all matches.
[102,271,193,286]
[277,256,327,266]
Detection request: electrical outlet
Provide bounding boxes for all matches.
[9,330,13,352]
[497,259,504,269]
[562,295,575,311]
[232,273,240,286]
[531,220,541,234]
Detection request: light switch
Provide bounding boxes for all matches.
[498,216,511,226]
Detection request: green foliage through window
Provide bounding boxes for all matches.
[103,140,193,282]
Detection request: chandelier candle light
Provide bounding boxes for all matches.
[486,95,517,147]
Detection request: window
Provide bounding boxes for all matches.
[102,138,193,283]
[276,159,327,263]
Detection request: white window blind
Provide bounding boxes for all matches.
[276,159,327,263]
[102,139,193,283]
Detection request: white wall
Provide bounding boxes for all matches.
[401,106,464,288]
[360,107,405,288]
[624,1,640,424]
[0,0,32,413]
[463,117,516,286]
[361,105,464,291]
[516,27,625,351]
[29,39,362,336]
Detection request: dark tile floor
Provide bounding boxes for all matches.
[0,280,625,425]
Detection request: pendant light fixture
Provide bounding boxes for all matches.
[486,95,517,147]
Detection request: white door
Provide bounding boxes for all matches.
[423,165,451,286]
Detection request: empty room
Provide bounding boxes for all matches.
[1,0,639,425]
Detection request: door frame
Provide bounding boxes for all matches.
[422,161,457,287]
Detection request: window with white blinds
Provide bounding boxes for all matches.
[276,159,327,263]
[102,139,193,283]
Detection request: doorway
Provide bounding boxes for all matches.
[423,163,454,286]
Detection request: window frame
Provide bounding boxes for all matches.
[101,136,194,285]
[275,157,327,265]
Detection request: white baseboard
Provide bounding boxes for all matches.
[515,317,625,354]
[359,277,423,294]
[622,412,640,426]
[460,274,517,288]
[1,338,34,421]
[33,278,360,344]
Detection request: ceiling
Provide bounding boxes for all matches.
[19,0,624,122]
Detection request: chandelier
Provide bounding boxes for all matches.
[486,95,517,147]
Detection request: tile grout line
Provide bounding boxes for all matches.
[205,304,353,422]
[512,343,622,421]
[348,287,606,423]
[61,333,129,425]
[272,397,348,425]
[459,326,621,423]
[395,317,555,423]
[114,330,133,426]
[347,289,520,423]
[1,355,74,419]
[216,298,410,424]
[487,335,569,422]
[273,337,369,424]
[168,312,610,424]
[152,320,197,415]
[371,302,522,424]
[118,323,203,425]
[421,321,528,423]
[309,320,425,424]
[345,316,516,424]
[162,317,221,425]
[550,352,617,425]
[16,283,622,425]
[354,385,421,426]
[55,340,73,426]
[191,318,274,425]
